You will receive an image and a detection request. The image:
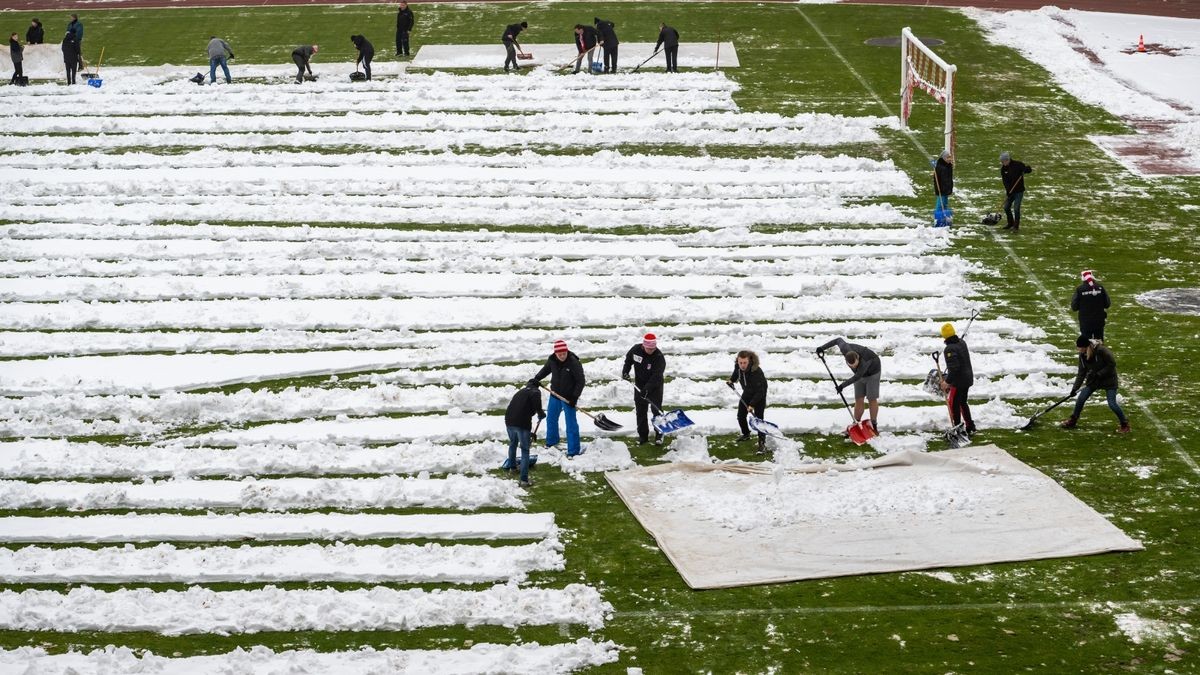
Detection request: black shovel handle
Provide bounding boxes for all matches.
[817,351,857,423]
[631,382,665,417]
[632,49,662,73]
[1021,391,1077,429]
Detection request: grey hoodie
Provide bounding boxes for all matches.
[207,37,233,60]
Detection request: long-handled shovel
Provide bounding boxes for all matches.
[931,352,970,448]
[538,384,622,431]
[632,383,694,436]
[631,49,662,74]
[1020,391,1077,431]
[724,382,785,439]
[817,352,877,445]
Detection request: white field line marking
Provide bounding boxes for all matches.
[801,7,1200,475]
[0,583,612,634]
[616,597,1200,619]
[0,511,556,543]
[0,540,563,584]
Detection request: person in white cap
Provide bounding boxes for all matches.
[292,44,318,83]
[998,151,1033,231]
[622,332,666,445]
[1071,269,1110,342]
[527,339,586,457]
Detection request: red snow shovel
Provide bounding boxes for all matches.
[818,351,876,445]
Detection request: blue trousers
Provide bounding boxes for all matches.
[545,396,581,456]
[209,56,231,83]
[506,426,531,482]
[1072,386,1127,423]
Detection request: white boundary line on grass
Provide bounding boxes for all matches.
[618,596,1200,619]
[796,7,1200,477]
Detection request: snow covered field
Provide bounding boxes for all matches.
[0,66,1068,668]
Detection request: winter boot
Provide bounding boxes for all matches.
[1117,422,1131,434]
[756,437,766,455]
[1060,416,1078,429]
[1012,218,1020,232]
[654,432,663,446]
[737,432,752,443]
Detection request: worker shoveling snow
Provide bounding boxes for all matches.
[606,444,1142,589]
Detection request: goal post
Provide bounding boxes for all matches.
[900,27,956,160]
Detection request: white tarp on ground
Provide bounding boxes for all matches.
[411,42,739,69]
[605,444,1143,589]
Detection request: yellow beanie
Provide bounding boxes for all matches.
[940,323,956,338]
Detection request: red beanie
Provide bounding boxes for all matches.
[643,333,657,349]
[1082,270,1095,287]
[553,339,568,354]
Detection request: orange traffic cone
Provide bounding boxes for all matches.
[1137,35,1146,53]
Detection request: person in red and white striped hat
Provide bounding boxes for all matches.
[621,332,667,445]
[1071,269,1110,342]
[527,339,586,457]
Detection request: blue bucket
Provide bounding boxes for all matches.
[87,78,103,88]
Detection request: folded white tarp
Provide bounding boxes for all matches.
[411,43,739,69]
[605,444,1143,589]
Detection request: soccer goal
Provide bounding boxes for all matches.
[900,27,956,160]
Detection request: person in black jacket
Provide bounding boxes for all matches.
[1072,269,1110,341]
[26,20,44,45]
[351,35,374,80]
[67,14,83,70]
[8,33,22,85]
[594,17,618,73]
[932,150,953,226]
[999,151,1033,231]
[504,382,545,487]
[727,350,768,453]
[573,24,598,74]
[395,0,414,57]
[291,44,318,83]
[939,323,975,435]
[61,31,78,85]
[528,339,586,457]
[1062,336,1129,433]
[622,333,666,445]
[655,23,680,73]
[502,21,527,72]
[817,337,881,432]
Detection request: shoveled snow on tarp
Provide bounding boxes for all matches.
[605,444,1142,589]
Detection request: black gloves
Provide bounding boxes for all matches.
[622,373,631,381]
[726,381,735,390]
[538,412,546,420]
[835,381,847,393]
[816,346,825,356]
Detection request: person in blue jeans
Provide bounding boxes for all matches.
[504,382,544,487]
[206,36,234,84]
[527,339,586,457]
[1062,335,1130,433]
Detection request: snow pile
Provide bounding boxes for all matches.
[661,434,712,463]
[767,437,810,468]
[0,640,620,675]
[554,438,636,480]
[0,583,613,634]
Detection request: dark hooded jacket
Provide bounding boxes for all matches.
[396,5,414,32]
[504,386,545,430]
[730,362,767,410]
[529,352,585,406]
[1000,159,1032,194]
[942,335,973,388]
[594,18,618,46]
[9,37,22,64]
[1071,281,1110,328]
[26,22,44,45]
[818,337,881,386]
[351,35,374,59]
[934,157,953,195]
[1074,345,1118,391]
[502,23,525,43]
[575,25,598,51]
[61,33,78,64]
[622,344,665,390]
[656,25,680,50]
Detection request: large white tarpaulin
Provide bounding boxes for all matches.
[605,445,1143,589]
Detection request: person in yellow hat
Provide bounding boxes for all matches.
[940,322,975,435]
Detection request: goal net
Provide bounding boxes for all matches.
[900,27,956,160]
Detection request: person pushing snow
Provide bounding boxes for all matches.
[504,382,544,488]
[622,332,666,445]
[932,150,953,227]
[1071,269,1110,342]
[527,339,586,457]
[817,337,881,434]
[998,151,1032,231]
[1061,336,1129,433]
[940,323,975,437]
[727,350,768,454]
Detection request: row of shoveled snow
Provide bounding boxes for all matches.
[0,634,619,672]
[0,639,619,675]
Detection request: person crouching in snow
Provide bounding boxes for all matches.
[351,34,374,80]
[1062,336,1129,433]
[1072,269,1110,342]
[504,382,544,487]
[817,337,881,433]
[527,339,586,457]
[292,44,318,83]
[727,350,768,454]
[622,332,666,445]
[940,322,975,436]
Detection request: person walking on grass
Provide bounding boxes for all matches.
[932,149,953,227]
[655,22,680,73]
[206,36,234,84]
[594,17,618,73]
[622,332,666,446]
[528,339,586,457]
[1072,269,1110,342]
[9,33,23,86]
[573,23,598,74]
[26,19,44,45]
[940,322,975,436]
[61,30,78,85]
[502,21,527,72]
[1061,336,1129,433]
[727,350,768,454]
[999,151,1032,231]
[292,44,318,84]
[504,382,545,488]
[817,336,881,434]
[395,0,414,57]
[351,34,374,80]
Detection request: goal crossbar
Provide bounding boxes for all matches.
[900,27,957,159]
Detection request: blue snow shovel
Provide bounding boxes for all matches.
[632,383,694,436]
[725,382,786,439]
[501,416,540,470]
